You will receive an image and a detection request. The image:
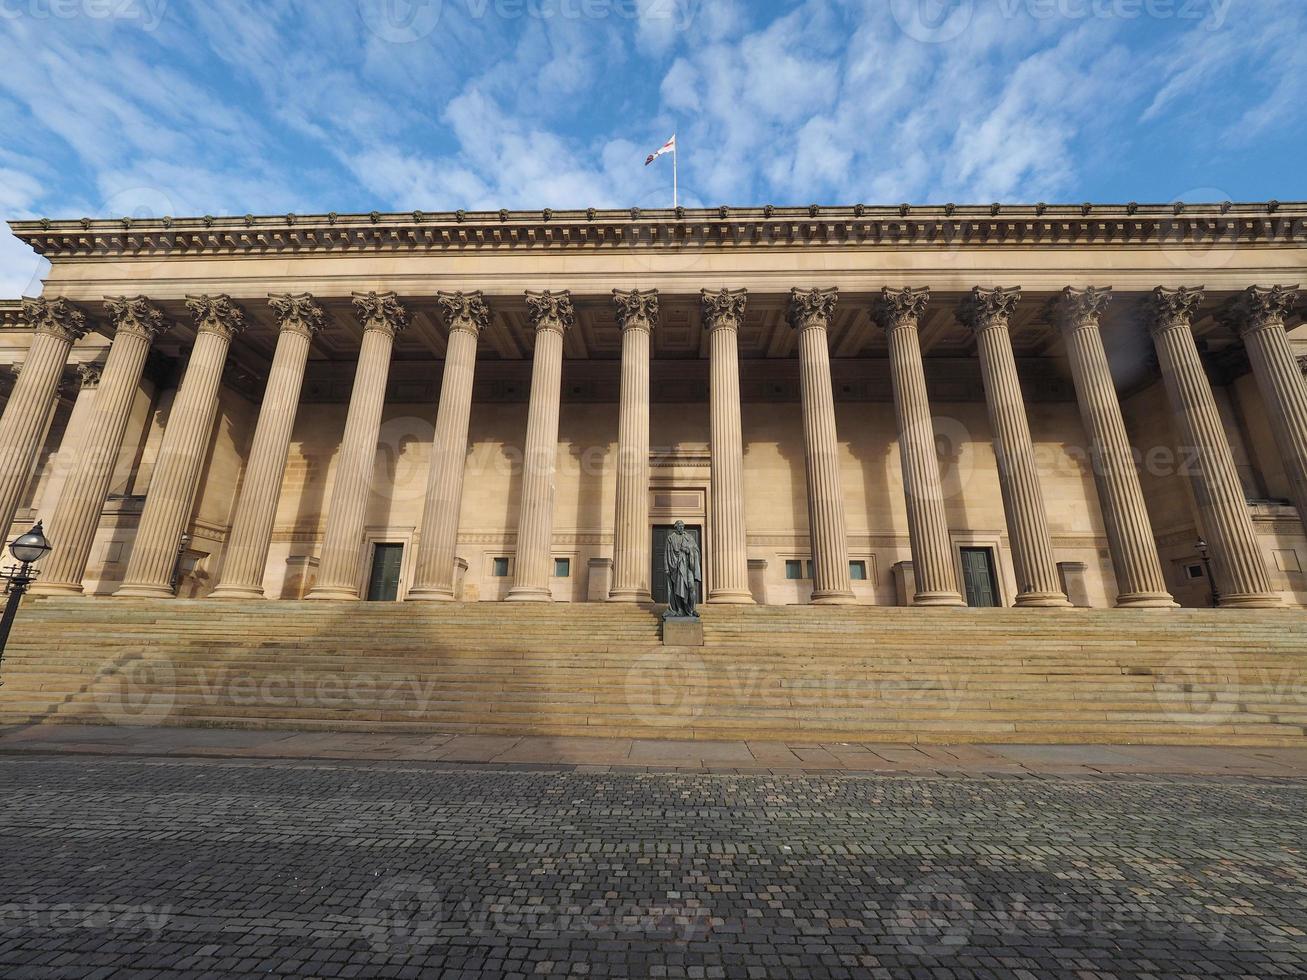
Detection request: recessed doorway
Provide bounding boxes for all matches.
[960,546,1001,607]
[366,543,404,602]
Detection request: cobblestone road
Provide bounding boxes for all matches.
[1,756,1305,978]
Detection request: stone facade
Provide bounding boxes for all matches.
[2,202,1305,609]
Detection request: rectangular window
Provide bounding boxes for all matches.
[553,558,571,578]
[785,559,804,580]
[1185,563,1204,580]
[491,557,510,578]
[849,560,867,581]
[805,560,815,579]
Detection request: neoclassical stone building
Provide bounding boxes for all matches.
[2,203,1305,610]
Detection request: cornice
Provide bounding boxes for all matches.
[10,201,1307,260]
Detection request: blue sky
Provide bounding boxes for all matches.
[1,0,1303,295]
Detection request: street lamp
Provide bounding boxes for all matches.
[1195,537,1219,607]
[0,521,52,663]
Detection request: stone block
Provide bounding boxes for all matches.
[586,557,613,602]
[1058,561,1091,607]
[661,616,703,647]
[892,560,916,607]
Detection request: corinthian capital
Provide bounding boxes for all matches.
[185,294,247,339]
[104,295,170,341]
[437,290,490,337]
[1047,286,1113,331]
[701,288,747,332]
[613,289,658,332]
[22,297,88,342]
[1217,284,1300,336]
[1144,286,1205,334]
[75,362,103,390]
[788,287,838,330]
[871,286,930,331]
[351,291,409,336]
[525,290,574,334]
[957,286,1021,331]
[269,293,327,338]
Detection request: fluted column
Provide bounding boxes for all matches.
[873,288,965,606]
[1050,287,1176,608]
[34,298,169,595]
[308,292,408,600]
[789,287,854,604]
[211,294,325,599]
[408,291,488,601]
[609,289,656,602]
[117,295,245,597]
[958,287,1070,607]
[33,363,102,518]
[703,288,753,603]
[1221,285,1307,528]
[507,290,574,601]
[0,298,88,538]
[1146,286,1279,606]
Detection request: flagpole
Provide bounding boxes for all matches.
[672,139,678,209]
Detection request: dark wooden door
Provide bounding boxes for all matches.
[651,524,702,604]
[366,543,404,601]
[960,547,1000,607]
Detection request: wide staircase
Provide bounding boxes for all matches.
[1,598,1306,744]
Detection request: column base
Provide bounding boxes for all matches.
[608,589,652,603]
[405,587,456,602]
[305,587,360,601]
[1014,590,1074,608]
[114,583,177,599]
[29,581,85,597]
[505,586,553,602]
[407,588,460,603]
[1218,592,1283,608]
[913,591,967,607]
[707,590,755,605]
[1114,591,1179,609]
[208,585,267,600]
[810,590,856,605]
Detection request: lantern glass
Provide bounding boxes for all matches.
[9,522,50,564]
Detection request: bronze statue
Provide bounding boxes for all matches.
[663,520,701,619]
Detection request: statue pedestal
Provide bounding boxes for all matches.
[661,616,704,647]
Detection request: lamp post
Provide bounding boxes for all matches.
[0,521,52,664]
[170,533,191,595]
[1196,537,1219,607]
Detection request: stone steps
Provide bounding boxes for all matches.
[1,597,1305,744]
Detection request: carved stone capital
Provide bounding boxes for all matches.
[787,287,838,331]
[1144,286,1205,334]
[104,296,170,341]
[613,289,658,332]
[525,289,575,334]
[957,286,1021,331]
[22,297,88,342]
[185,294,247,340]
[75,362,103,390]
[1047,286,1113,331]
[871,286,930,331]
[701,288,747,332]
[269,293,327,338]
[436,290,490,337]
[1217,284,1300,336]
[351,291,409,336]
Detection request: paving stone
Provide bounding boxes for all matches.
[0,756,1303,978]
